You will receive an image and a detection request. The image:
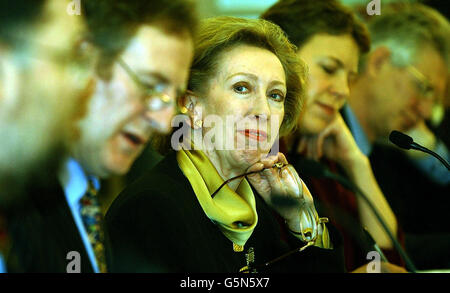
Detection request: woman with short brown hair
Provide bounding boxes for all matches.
[105,16,346,273]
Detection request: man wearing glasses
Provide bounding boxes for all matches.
[343,4,450,269]
[59,0,195,273]
[6,0,196,273]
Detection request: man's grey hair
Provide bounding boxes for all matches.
[360,3,449,70]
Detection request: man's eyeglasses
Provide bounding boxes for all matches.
[406,65,436,101]
[117,58,176,112]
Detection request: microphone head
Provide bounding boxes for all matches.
[389,130,413,150]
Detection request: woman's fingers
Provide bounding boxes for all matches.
[262,168,285,195]
[306,136,318,161]
[260,155,278,169]
[277,152,288,165]
[297,137,307,154]
[246,162,265,173]
[317,120,339,158]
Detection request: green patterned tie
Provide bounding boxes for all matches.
[79,179,107,273]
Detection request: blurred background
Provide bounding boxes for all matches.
[192,0,449,129]
[196,0,435,19]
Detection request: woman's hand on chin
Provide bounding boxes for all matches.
[245,152,312,225]
[298,114,367,171]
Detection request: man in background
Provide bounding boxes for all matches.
[345,3,450,269]
[5,0,196,272]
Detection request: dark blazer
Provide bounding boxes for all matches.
[6,177,94,273]
[369,144,450,269]
[105,152,346,273]
[341,106,450,269]
[369,144,450,233]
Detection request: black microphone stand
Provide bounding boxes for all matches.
[389,130,450,171]
[410,143,450,171]
[292,156,418,273]
[323,169,417,273]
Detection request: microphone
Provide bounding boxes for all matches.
[389,130,413,150]
[389,130,450,171]
[293,157,417,273]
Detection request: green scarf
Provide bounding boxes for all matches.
[177,148,257,250]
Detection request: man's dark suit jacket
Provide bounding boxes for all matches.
[105,152,347,273]
[341,106,450,269]
[369,144,450,269]
[6,176,94,273]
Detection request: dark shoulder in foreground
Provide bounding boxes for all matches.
[104,152,203,272]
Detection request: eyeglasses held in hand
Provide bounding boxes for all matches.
[211,161,327,248]
[239,217,329,273]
